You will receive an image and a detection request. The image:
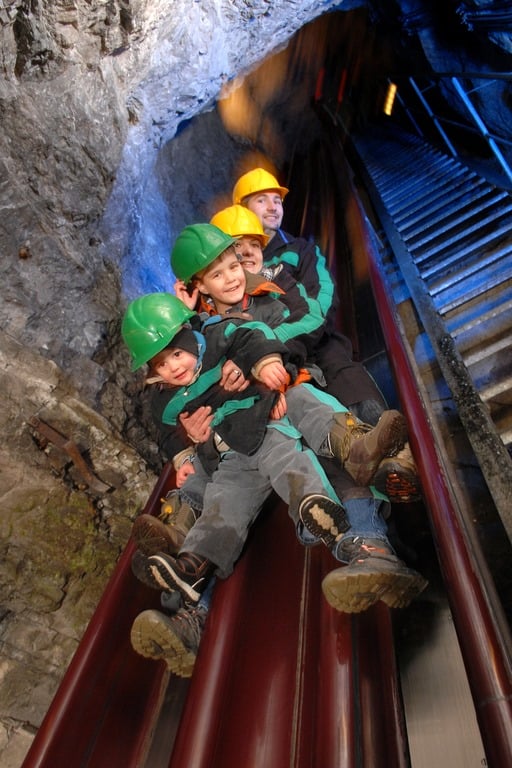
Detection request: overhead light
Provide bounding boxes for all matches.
[384,82,397,115]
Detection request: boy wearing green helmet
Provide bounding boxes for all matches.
[122,288,340,676]
[170,223,409,488]
[123,288,332,676]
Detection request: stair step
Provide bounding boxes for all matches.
[403,194,512,251]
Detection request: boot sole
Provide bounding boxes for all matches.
[130,610,196,677]
[132,514,184,556]
[131,550,166,591]
[322,563,428,613]
[149,555,202,603]
[298,496,350,548]
[372,462,422,504]
[380,571,428,608]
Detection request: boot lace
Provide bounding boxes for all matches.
[340,536,393,563]
[327,412,371,459]
[173,605,207,647]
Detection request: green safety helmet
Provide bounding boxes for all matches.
[170,223,237,283]
[122,292,195,371]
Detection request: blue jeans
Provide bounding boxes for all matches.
[332,497,391,563]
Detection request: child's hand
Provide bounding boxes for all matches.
[270,392,287,420]
[174,279,199,310]
[179,407,213,443]
[257,361,289,390]
[176,461,195,488]
[220,360,249,392]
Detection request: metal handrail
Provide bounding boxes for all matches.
[391,73,512,186]
[366,226,512,768]
[415,71,512,82]
[456,1,512,32]
[450,75,512,183]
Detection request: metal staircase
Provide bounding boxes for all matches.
[352,126,512,539]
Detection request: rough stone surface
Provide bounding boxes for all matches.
[0,2,346,761]
[1,0,511,763]
[0,328,157,762]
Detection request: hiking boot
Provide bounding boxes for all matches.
[131,549,184,606]
[372,443,422,503]
[131,549,163,591]
[148,551,215,604]
[159,490,198,527]
[322,537,428,613]
[130,605,207,677]
[328,410,408,487]
[132,493,198,556]
[298,494,351,548]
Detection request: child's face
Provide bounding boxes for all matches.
[195,247,246,313]
[150,347,198,386]
[246,191,283,235]
[234,235,264,273]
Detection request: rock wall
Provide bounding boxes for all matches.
[1,0,344,372]
[0,1,345,762]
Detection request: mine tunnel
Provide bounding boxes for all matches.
[11,3,512,768]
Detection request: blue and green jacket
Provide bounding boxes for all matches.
[151,313,297,465]
[264,229,338,329]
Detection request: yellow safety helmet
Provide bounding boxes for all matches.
[232,167,289,205]
[210,204,270,246]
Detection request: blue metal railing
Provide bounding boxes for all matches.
[391,73,512,187]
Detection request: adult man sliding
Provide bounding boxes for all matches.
[233,167,421,504]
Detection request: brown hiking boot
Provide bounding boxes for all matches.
[328,410,408,487]
[322,537,428,613]
[131,549,166,591]
[148,551,215,604]
[132,492,198,556]
[130,605,207,677]
[372,443,422,503]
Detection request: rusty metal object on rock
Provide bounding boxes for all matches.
[27,415,112,495]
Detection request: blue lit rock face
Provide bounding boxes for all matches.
[99,0,349,299]
[107,106,262,298]
[0,0,342,370]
